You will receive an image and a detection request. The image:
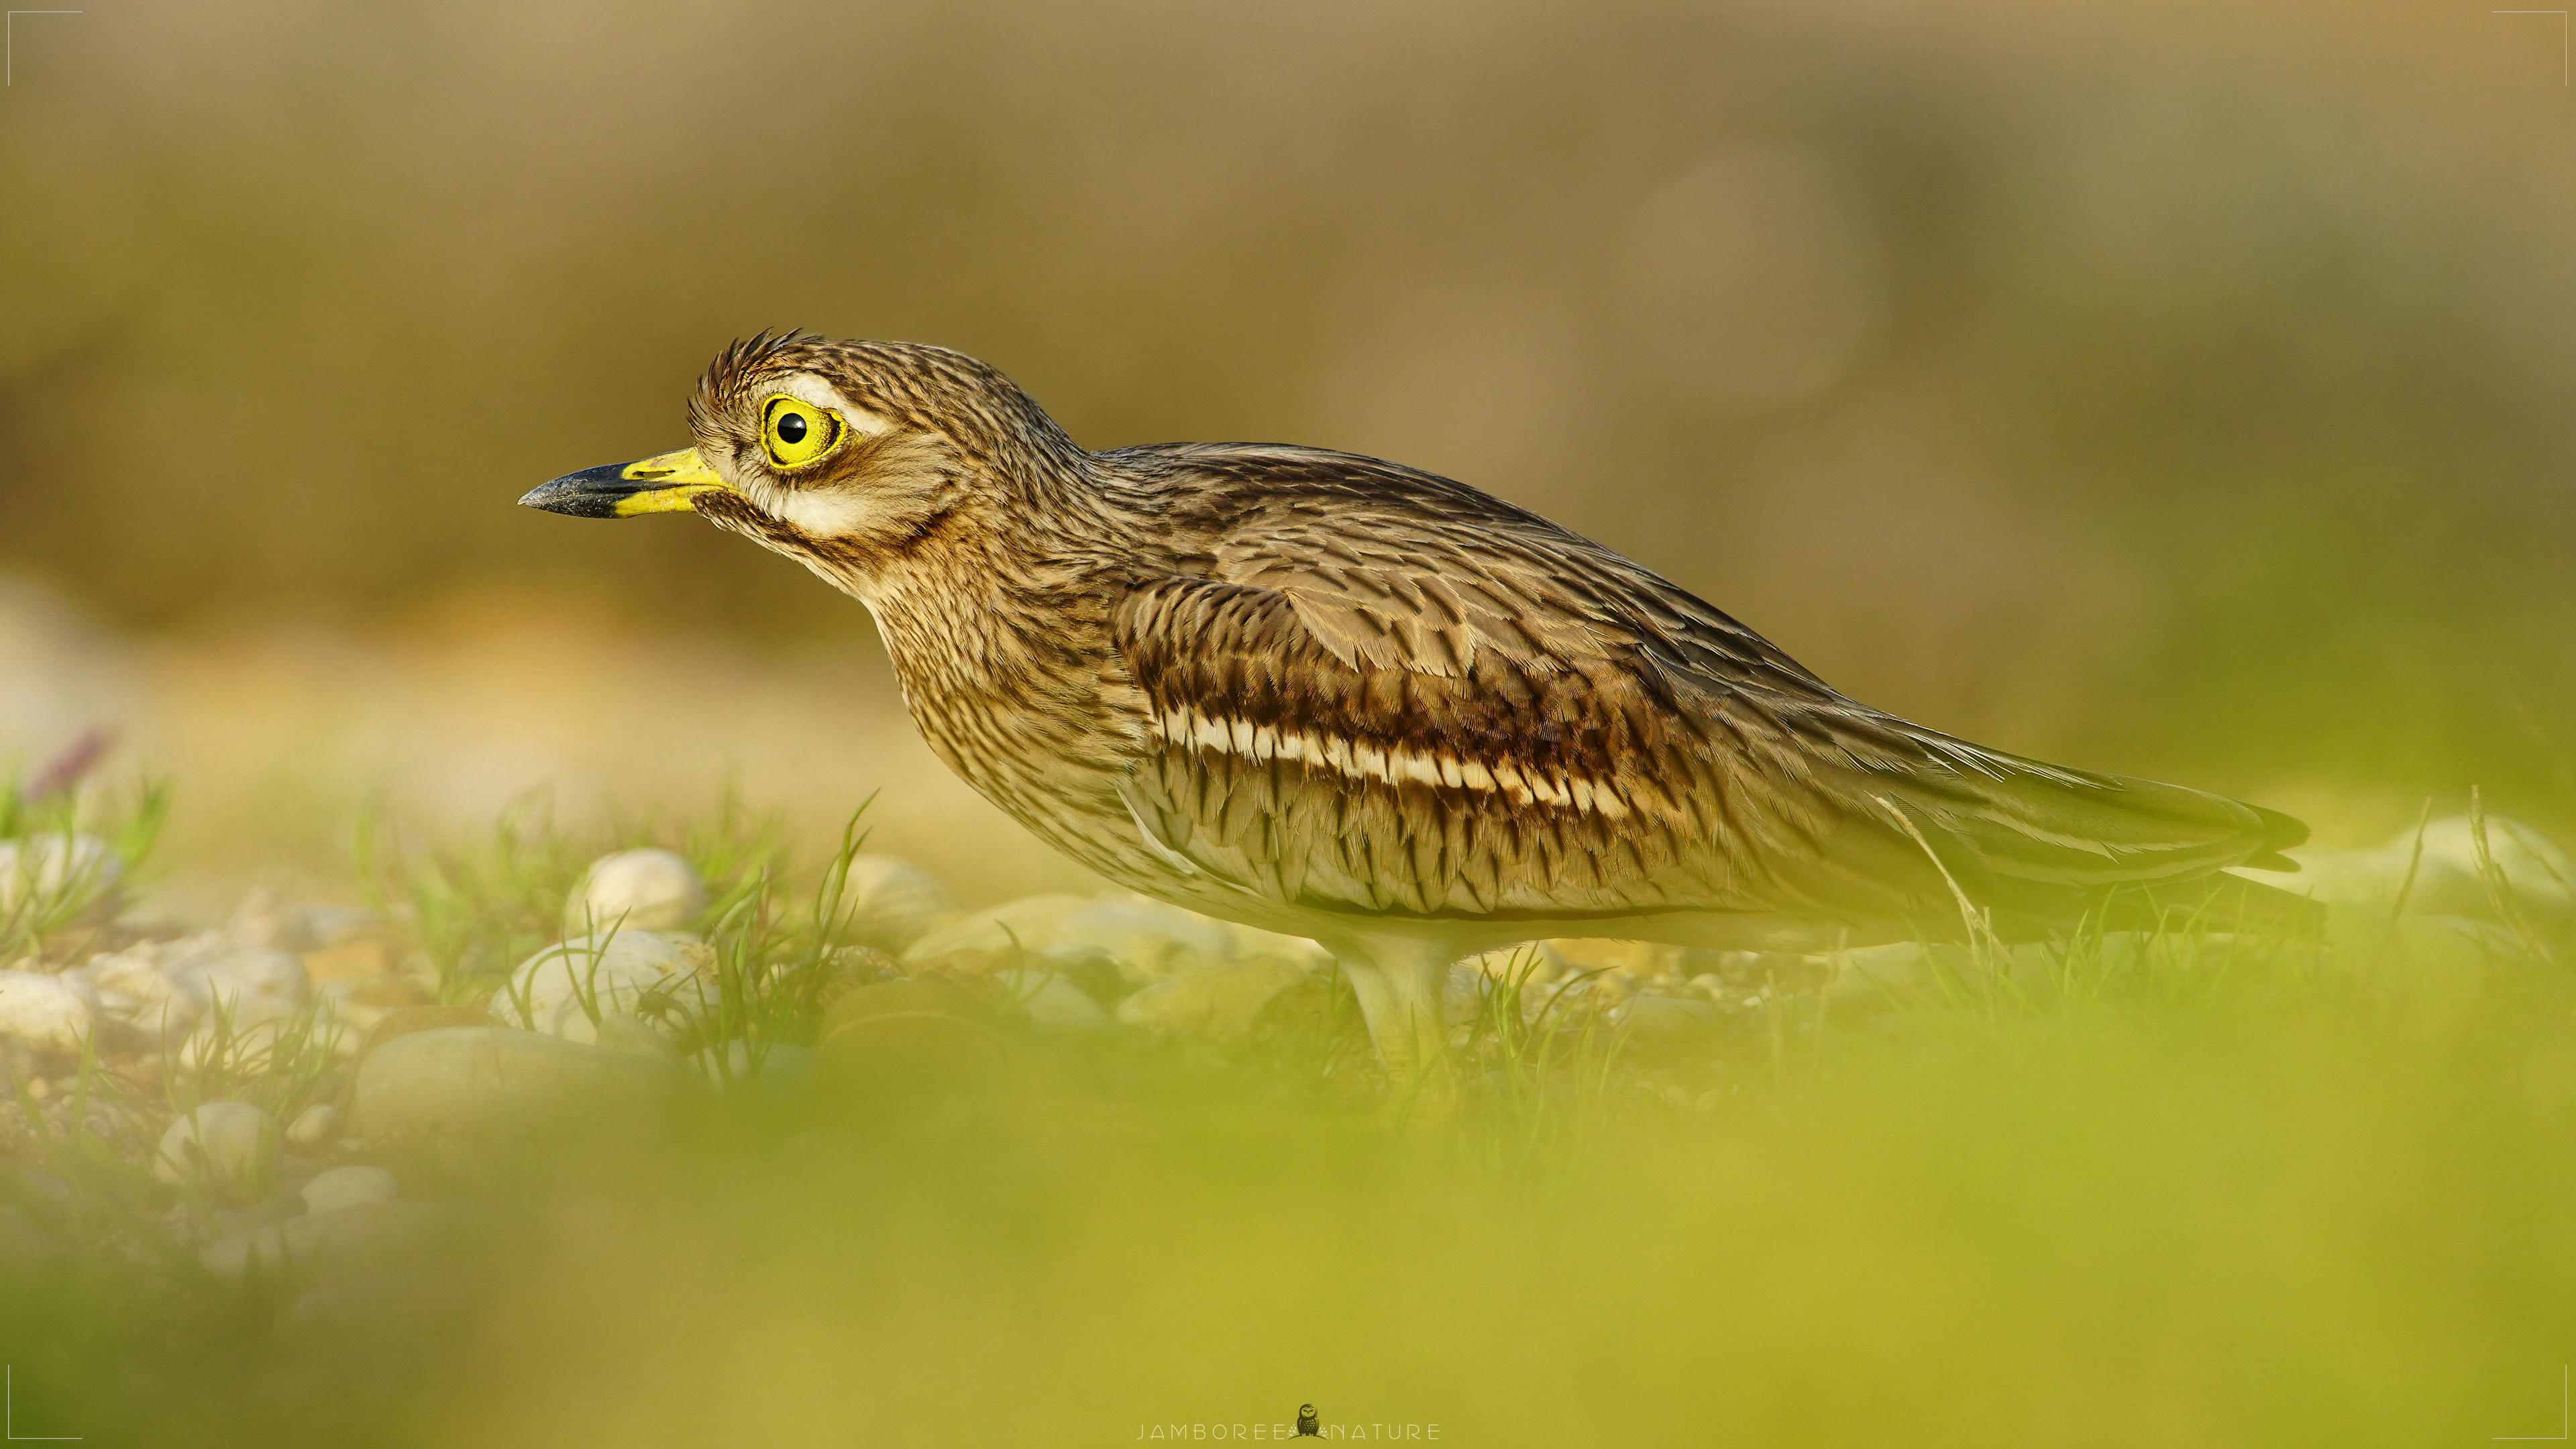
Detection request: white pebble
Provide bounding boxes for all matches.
[690,1040,817,1095]
[299,1165,397,1214]
[200,1199,455,1279]
[2237,815,2575,922]
[496,931,707,1044]
[0,971,95,1055]
[0,835,121,914]
[1114,958,1307,1043]
[1055,898,1237,980]
[1000,971,1110,1032]
[80,945,209,1038]
[152,1102,276,1197]
[160,938,308,1030]
[900,892,1235,981]
[284,1102,340,1149]
[354,1026,680,1171]
[839,855,958,952]
[566,849,708,934]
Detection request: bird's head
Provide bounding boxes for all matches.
[520,331,1080,592]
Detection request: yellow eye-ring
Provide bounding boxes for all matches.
[761,395,844,469]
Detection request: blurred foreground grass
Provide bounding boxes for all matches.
[0,780,2569,1448]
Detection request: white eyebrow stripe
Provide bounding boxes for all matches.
[1147,704,1630,818]
[773,372,896,439]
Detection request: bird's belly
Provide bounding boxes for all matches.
[897,690,1176,886]
[904,690,1884,957]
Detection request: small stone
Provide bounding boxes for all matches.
[81,945,208,1037]
[301,936,402,983]
[1115,957,1310,1044]
[821,975,990,1033]
[690,1040,816,1097]
[2396,817,2575,919]
[2318,908,2497,1019]
[226,892,386,953]
[1058,897,1238,981]
[591,1011,678,1058]
[494,931,707,1045]
[225,885,305,951]
[901,893,1238,982]
[899,893,1086,973]
[814,975,1005,1095]
[1828,941,1932,1000]
[299,1165,398,1214]
[199,1200,467,1279]
[0,834,121,915]
[1527,971,1633,1026]
[807,945,899,1010]
[839,855,959,953]
[1026,943,1121,1000]
[1464,941,1572,985]
[2237,816,2575,924]
[1545,938,1691,979]
[166,1201,290,1247]
[353,1026,680,1181]
[1619,994,1723,1036]
[161,937,309,1031]
[296,904,387,952]
[816,1009,1022,1105]
[565,849,708,935]
[152,1101,278,1200]
[286,1102,341,1149]
[0,971,94,1055]
[197,1212,332,1275]
[998,970,1109,1032]
[315,975,436,1041]
[352,1005,496,1075]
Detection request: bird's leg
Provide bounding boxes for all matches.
[1336,943,1458,1115]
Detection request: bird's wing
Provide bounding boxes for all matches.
[1104,446,2302,926]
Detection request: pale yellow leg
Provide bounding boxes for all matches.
[1340,949,1458,1120]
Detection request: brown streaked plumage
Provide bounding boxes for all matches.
[521,331,2312,1081]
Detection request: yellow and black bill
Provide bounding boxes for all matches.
[519,447,728,519]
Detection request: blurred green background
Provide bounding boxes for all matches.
[4,0,2571,833]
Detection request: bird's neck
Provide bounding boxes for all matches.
[851,480,1142,845]
[849,455,1130,743]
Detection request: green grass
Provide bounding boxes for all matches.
[0,780,2569,1446]
[0,772,168,964]
[355,781,790,1008]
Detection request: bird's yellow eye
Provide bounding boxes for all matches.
[761,396,844,470]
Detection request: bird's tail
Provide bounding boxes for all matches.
[2076,870,2329,937]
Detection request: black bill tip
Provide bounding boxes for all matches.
[519,462,645,519]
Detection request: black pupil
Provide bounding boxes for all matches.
[776,412,809,445]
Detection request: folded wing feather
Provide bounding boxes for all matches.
[1104,447,2301,928]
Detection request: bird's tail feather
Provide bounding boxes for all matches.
[1831,718,2308,895]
